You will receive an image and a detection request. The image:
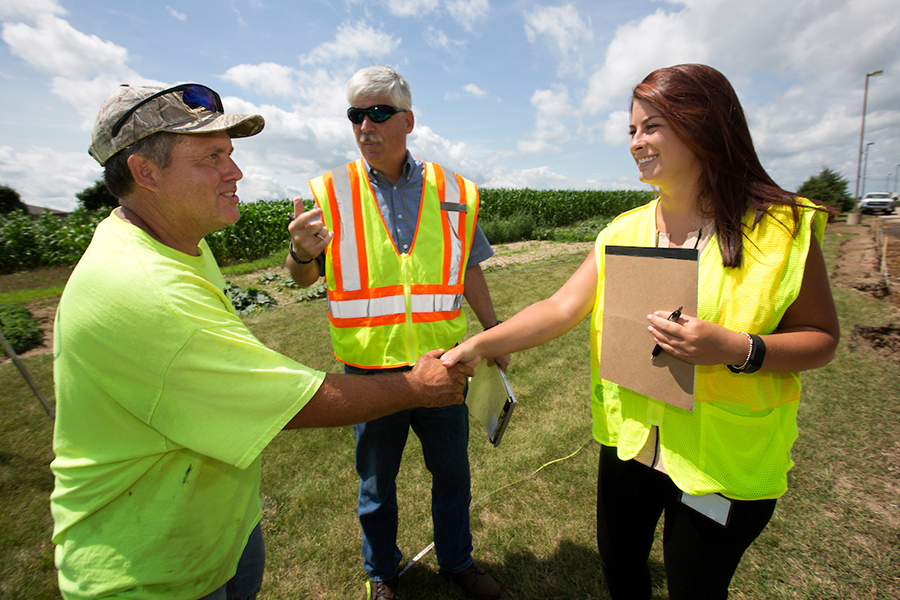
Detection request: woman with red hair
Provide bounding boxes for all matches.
[442,64,839,599]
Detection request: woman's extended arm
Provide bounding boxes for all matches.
[442,250,599,367]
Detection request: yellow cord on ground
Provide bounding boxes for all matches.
[395,439,593,577]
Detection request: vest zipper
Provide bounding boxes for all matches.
[401,254,415,365]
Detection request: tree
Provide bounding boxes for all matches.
[76,180,119,211]
[796,167,854,213]
[0,184,27,214]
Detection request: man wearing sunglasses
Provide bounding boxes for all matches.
[50,83,473,600]
[286,66,507,600]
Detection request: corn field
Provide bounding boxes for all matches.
[0,190,652,273]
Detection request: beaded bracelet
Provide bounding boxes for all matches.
[727,332,766,374]
[289,242,314,265]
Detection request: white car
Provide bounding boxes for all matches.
[858,192,896,215]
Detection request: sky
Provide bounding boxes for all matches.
[1,0,898,212]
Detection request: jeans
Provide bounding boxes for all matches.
[345,364,474,581]
[197,522,265,600]
[596,445,777,600]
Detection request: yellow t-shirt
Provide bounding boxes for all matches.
[51,212,325,599]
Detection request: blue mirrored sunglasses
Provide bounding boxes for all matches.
[111,83,224,138]
[347,105,407,125]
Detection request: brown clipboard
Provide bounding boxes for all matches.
[598,246,698,411]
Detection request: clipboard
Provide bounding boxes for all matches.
[598,246,698,410]
[466,361,517,446]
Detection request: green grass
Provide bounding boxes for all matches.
[1,229,898,599]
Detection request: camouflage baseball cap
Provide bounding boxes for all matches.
[89,83,265,165]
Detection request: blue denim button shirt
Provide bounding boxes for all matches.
[364,152,493,267]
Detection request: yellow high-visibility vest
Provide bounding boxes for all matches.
[589,198,827,500]
[309,158,479,368]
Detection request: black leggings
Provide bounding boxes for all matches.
[596,445,776,600]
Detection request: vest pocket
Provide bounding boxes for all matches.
[689,402,792,499]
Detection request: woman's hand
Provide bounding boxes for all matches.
[441,339,483,368]
[647,312,749,366]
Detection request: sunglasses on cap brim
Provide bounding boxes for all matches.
[111,83,224,138]
[347,105,408,125]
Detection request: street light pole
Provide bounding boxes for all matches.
[895,164,900,195]
[854,70,883,203]
[862,142,874,197]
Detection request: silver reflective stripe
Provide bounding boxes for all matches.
[441,170,464,284]
[332,166,361,291]
[329,293,464,319]
[329,295,405,319]
[411,293,464,313]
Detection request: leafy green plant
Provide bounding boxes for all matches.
[0,207,105,273]
[207,199,304,265]
[0,303,43,354]
[224,283,277,314]
[296,281,327,302]
[479,212,537,244]
[478,189,651,227]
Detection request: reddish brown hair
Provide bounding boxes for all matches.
[632,64,824,267]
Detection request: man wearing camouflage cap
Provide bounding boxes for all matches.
[50,83,472,600]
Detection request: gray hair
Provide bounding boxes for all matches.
[103,131,181,199]
[346,66,412,110]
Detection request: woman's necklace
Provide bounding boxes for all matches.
[656,227,703,249]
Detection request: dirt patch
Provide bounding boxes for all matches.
[829,224,888,298]
[850,325,900,364]
[482,240,594,269]
[829,217,900,364]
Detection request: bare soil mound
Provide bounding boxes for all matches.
[829,219,900,365]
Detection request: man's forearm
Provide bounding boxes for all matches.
[285,251,322,287]
[462,264,500,328]
[284,351,472,429]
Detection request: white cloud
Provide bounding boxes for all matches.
[0,0,64,20]
[221,62,299,98]
[582,8,706,116]
[463,83,489,99]
[482,165,571,190]
[409,124,475,173]
[602,110,631,147]
[1,12,157,129]
[298,21,401,66]
[387,0,439,18]
[166,6,187,21]
[523,3,593,74]
[0,145,100,211]
[424,26,465,52]
[446,0,489,31]
[2,15,130,79]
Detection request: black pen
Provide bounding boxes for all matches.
[651,306,682,360]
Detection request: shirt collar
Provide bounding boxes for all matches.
[363,151,415,185]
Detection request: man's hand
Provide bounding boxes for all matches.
[288,199,331,262]
[407,349,474,407]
